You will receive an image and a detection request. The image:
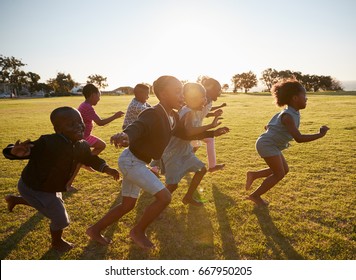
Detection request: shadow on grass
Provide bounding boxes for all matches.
[77,193,123,260]
[0,212,44,259]
[212,185,240,259]
[0,190,80,260]
[253,207,304,260]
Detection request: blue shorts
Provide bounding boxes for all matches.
[18,178,70,231]
[256,137,283,158]
[118,148,165,198]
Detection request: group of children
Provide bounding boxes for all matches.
[3,76,329,252]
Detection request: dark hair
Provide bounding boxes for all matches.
[152,76,179,99]
[134,84,149,97]
[202,78,221,92]
[50,106,76,126]
[271,78,305,106]
[82,84,99,99]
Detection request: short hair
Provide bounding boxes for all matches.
[82,84,99,99]
[134,84,149,97]
[202,78,221,92]
[271,78,305,106]
[152,76,180,99]
[183,83,206,108]
[50,106,77,127]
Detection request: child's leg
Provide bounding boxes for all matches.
[130,188,171,249]
[91,138,106,156]
[247,154,288,206]
[245,168,273,190]
[5,194,30,212]
[182,167,207,206]
[86,196,137,245]
[166,184,178,193]
[204,138,225,172]
[50,228,73,252]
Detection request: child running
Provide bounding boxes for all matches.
[163,82,229,206]
[66,84,124,191]
[3,107,119,252]
[245,78,329,206]
[194,78,227,172]
[122,83,151,130]
[86,76,229,249]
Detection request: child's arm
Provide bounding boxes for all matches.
[206,108,224,118]
[210,103,227,111]
[3,140,34,160]
[184,112,222,137]
[93,111,125,126]
[102,166,120,181]
[282,114,329,143]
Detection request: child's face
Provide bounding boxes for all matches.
[89,91,101,106]
[295,89,307,110]
[60,111,85,142]
[162,79,184,110]
[207,85,222,101]
[136,90,149,103]
[185,91,207,111]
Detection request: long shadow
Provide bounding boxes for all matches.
[212,184,240,259]
[0,212,44,259]
[253,207,304,259]
[78,193,123,260]
[1,190,78,260]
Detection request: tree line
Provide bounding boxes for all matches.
[0,55,108,96]
[1,54,344,97]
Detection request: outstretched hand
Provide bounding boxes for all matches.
[319,125,330,136]
[104,167,120,181]
[214,126,230,137]
[211,116,223,128]
[114,111,125,118]
[110,132,129,148]
[213,109,223,117]
[11,139,33,157]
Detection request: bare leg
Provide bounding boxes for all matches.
[245,168,273,190]
[86,196,137,245]
[130,188,171,249]
[91,139,106,156]
[247,154,289,206]
[166,184,178,193]
[5,195,30,212]
[50,229,74,252]
[182,167,207,207]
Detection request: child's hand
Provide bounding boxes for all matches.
[220,103,227,108]
[114,111,125,118]
[211,116,223,128]
[214,109,223,117]
[104,167,120,180]
[214,127,230,137]
[11,140,33,157]
[319,125,330,136]
[110,132,129,148]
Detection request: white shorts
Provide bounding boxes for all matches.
[118,148,165,198]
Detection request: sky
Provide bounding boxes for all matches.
[1,0,356,90]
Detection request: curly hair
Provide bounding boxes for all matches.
[271,78,305,107]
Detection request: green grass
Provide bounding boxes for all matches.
[0,93,355,260]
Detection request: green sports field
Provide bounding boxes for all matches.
[0,93,355,260]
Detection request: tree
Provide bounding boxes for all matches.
[231,71,257,93]
[87,74,108,90]
[47,72,76,95]
[222,83,229,92]
[260,68,279,92]
[196,75,209,84]
[0,55,26,96]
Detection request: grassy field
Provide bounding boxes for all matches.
[0,93,355,260]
